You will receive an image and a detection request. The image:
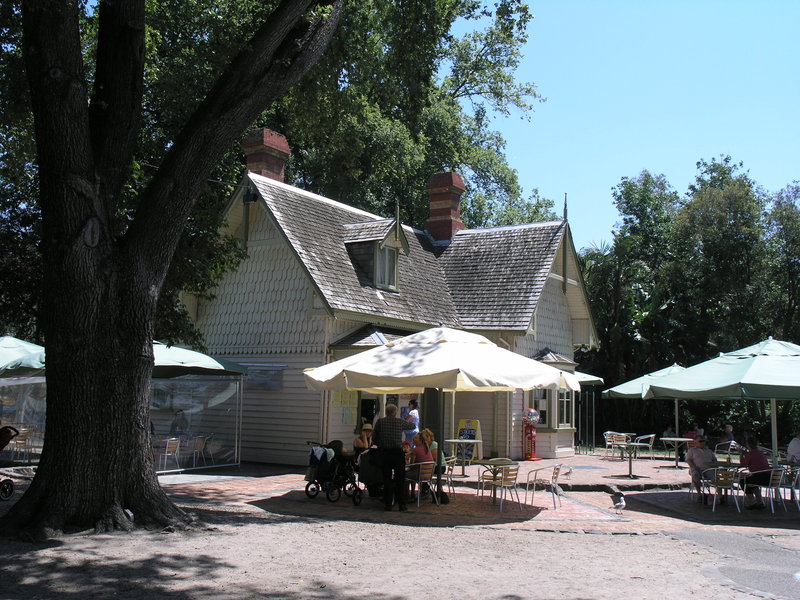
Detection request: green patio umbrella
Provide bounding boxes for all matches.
[602,364,685,434]
[645,338,800,461]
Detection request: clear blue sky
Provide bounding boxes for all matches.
[488,1,800,252]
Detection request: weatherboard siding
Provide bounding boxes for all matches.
[196,207,325,356]
[533,277,573,357]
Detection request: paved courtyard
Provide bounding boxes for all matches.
[158,452,800,536]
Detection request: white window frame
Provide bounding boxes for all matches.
[375,244,398,290]
[558,390,574,427]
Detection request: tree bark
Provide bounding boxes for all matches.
[3,0,342,539]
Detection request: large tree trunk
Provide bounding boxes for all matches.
[2,0,342,539]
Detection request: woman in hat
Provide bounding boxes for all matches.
[353,422,373,457]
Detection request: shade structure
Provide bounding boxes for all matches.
[602,364,685,399]
[152,342,248,378]
[304,327,581,393]
[645,339,800,459]
[603,364,685,435]
[575,371,604,386]
[0,336,43,366]
[0,341,247,378]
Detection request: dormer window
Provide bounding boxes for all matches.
[344,217,409,292]
[375,244,398,290]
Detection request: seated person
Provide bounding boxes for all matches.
[168,410,189,436]
[662,425,675,438]
[685,436,716,498]
[410,433,433,464]
[353,422,373,456]
[401,441,412,465]
[420,428,443,471]
[787,431,800,463]
[740,438,771,509]
[722,424,735,442]
[407,433,434,497]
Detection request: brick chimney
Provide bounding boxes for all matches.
[425,172,466,241]
[242,128,291,182]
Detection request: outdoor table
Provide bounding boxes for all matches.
[617,442,650,478]
[473,458,516,503]
[445,438,482,477]
[660,437,692,469]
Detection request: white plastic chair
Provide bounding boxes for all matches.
[634,434,656,459]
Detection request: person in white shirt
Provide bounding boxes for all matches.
[685,437,716,498]
[787,431,800,463]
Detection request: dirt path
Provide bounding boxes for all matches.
[0,497,772,600]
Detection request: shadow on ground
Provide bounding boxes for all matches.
[248,488,551,528]
[624,489,800,531]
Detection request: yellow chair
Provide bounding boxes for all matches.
[701,467,741,512]
[406,461,438,506]
[190,435,208,467]
[158,437,181,470]
[484,464,522,512]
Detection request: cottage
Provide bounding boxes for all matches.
[189,129,596,465]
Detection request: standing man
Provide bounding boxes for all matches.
[372,403,415,511]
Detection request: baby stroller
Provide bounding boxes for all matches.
[0,426,19,501]
[304,440,362,504]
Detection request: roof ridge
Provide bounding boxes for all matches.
[455,221,565,234]
[249,172,383,221]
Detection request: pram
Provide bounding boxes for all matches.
[304,440,362,505]
[0,426,19,501]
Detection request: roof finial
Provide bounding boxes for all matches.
[395,199,401,239]
[563,193,568,222]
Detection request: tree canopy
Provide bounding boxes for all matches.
[577,158,800,440]
[2,0,343,539]
[0,0,547,349]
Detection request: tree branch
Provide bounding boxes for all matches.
[89,0,146,205]
[124,0,343,286]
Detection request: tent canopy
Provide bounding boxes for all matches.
[0,336,43,366]
[0,340,247,378]
[304,327,581,393]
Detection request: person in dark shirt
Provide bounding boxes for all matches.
[372,403,415,511]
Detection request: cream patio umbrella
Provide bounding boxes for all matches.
[602,364,686,434]
[645,338,800,462]
[304,327,581,393]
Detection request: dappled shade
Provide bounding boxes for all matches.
[304,327,580,393]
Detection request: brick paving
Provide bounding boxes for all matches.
[159,452,800,537]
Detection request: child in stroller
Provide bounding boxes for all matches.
[304,440,362,504]
[0,426,19,500]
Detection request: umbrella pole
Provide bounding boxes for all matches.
[771,398,779,466]
[674,399,679,436]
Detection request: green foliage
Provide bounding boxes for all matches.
[269,0,542,229]
[578,158,800,439]
[0,0,542,347]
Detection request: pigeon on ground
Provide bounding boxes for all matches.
[561,466,573,480]
[610,491,626,514]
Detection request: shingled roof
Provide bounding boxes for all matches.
[438,222,566,330]
[250,174,460,328]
